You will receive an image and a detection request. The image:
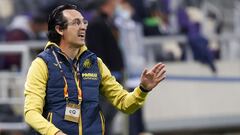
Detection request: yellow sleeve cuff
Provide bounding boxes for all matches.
[133,86,148,99]
[47,127,60,135]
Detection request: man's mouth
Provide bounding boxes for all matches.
[78,34,85,38]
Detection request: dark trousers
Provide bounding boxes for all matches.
[129,106,145,135]
[100,73,124,135]
[129,87,145,135]
[100,96,118,135]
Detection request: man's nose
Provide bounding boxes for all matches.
[80,24,87,30]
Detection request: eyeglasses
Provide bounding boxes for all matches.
[67,18,88,27]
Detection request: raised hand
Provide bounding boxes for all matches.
[140,63,166,91]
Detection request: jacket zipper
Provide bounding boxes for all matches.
[79,105,83,135]
[99,111,105,135]
[74,70,83,135]
[57,49,96,135]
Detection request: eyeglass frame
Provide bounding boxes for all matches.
[65,18,88,27]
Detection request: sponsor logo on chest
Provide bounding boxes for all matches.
[82,73,98,80]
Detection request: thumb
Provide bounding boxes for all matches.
[142,69,148,76]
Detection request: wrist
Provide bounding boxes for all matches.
[139,85,150,93]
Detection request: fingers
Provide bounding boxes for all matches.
[140,63,166,90]
[152,63,164,73]
[142,63,166,81]
[155,63,166,82]
[156,67,166,78]
[142,68,148,76]
[156,75,166,83]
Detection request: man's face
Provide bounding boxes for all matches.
[62,9,88,47]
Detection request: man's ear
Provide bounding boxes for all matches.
[55,25,63,35]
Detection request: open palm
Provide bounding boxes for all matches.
[140,63,166,91]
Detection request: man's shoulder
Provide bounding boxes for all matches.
[37,48,53,62]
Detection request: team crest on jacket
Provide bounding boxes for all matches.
[83,59,92,68]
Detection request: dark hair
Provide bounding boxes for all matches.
[47,4,77,45]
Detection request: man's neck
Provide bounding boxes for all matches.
[60,43,80,60]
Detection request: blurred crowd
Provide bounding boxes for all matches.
[0,0,224,72]
[0,0,229,135]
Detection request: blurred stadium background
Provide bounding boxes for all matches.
[0,0,240,135]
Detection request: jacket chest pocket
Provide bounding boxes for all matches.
[82,79,100,102]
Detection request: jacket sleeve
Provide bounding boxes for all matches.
[24,57,60,135]
[98,58,148,114]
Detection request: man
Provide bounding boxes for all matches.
[24,4,166,135]
[86,0,125,134]
[115,0,149,134]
